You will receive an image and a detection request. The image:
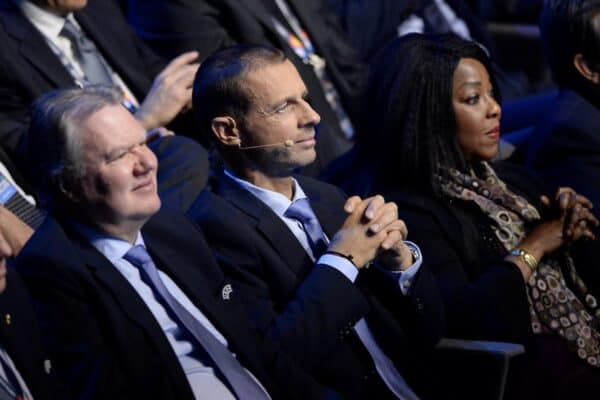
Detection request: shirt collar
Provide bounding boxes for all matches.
[70,221,145,265]
[223,169,308,218]
[18,0,76,41]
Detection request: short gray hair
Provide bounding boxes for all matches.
[26,85,124,210]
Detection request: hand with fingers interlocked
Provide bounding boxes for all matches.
[328,195,413,270]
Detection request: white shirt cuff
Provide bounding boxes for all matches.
[380,241,423,295]
[317,253,359,282]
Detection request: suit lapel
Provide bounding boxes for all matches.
[288,0,322,51]
[141,213,272,383]
[238,0,278,32]
[64,228,187,389]
[238,0,300,50]
[0,6,73,88]
[77,242,179,356]
[218,175,314,277]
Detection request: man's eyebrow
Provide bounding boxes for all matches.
[265,90,310,111]
[105,137,146,159]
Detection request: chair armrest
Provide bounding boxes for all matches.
[436,338,525,357]
[433,338,525,400]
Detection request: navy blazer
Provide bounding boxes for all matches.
[0,268,59,399]
[188,172,444,399]
[15,209,336,400]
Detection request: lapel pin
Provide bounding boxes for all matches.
[44,359,52,374]
[4,314,11,326]
[221,284,233,300]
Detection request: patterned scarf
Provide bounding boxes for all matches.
[438,162,600,367]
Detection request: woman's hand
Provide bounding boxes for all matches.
[549,187,598,242]
[507,188,598,282]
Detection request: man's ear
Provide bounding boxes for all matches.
[574,53,600,84]
[211,116,242,147]
[55,174,81,204]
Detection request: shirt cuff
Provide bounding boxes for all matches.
[378,241,423,295]
[317,254,359,283]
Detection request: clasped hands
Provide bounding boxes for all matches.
[520,187,598,268]
[327,195,412,271]
[536,187,598,252]
[547,187,598,243]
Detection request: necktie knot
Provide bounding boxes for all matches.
[284,197,328,257]
[60,20,87,51]
[284,197,316,224]
[124,244,152,267]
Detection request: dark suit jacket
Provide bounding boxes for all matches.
[125,0,368,175]
[0,0,164,160]
[188,172,444,399]
[0,268,58,399]
[14,209,336,400]
[526,89,600,220]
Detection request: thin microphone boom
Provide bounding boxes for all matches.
[238,140,295,150]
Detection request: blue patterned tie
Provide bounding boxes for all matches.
[124,245,269,400]
[284,198,328,257]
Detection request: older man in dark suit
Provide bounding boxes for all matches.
[188,45,444,399]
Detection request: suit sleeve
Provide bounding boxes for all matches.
[125,0,237,60]
[392,194,533,344]
[360,257,444,356]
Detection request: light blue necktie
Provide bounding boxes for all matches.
[124,245,269,400]
[284,198,328,257]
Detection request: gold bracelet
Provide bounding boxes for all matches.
[510,248,538,272]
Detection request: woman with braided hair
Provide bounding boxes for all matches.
[355,33,600,398]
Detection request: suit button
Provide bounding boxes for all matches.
[416,298,425,311]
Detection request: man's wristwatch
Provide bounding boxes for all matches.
[510,248,538,272]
